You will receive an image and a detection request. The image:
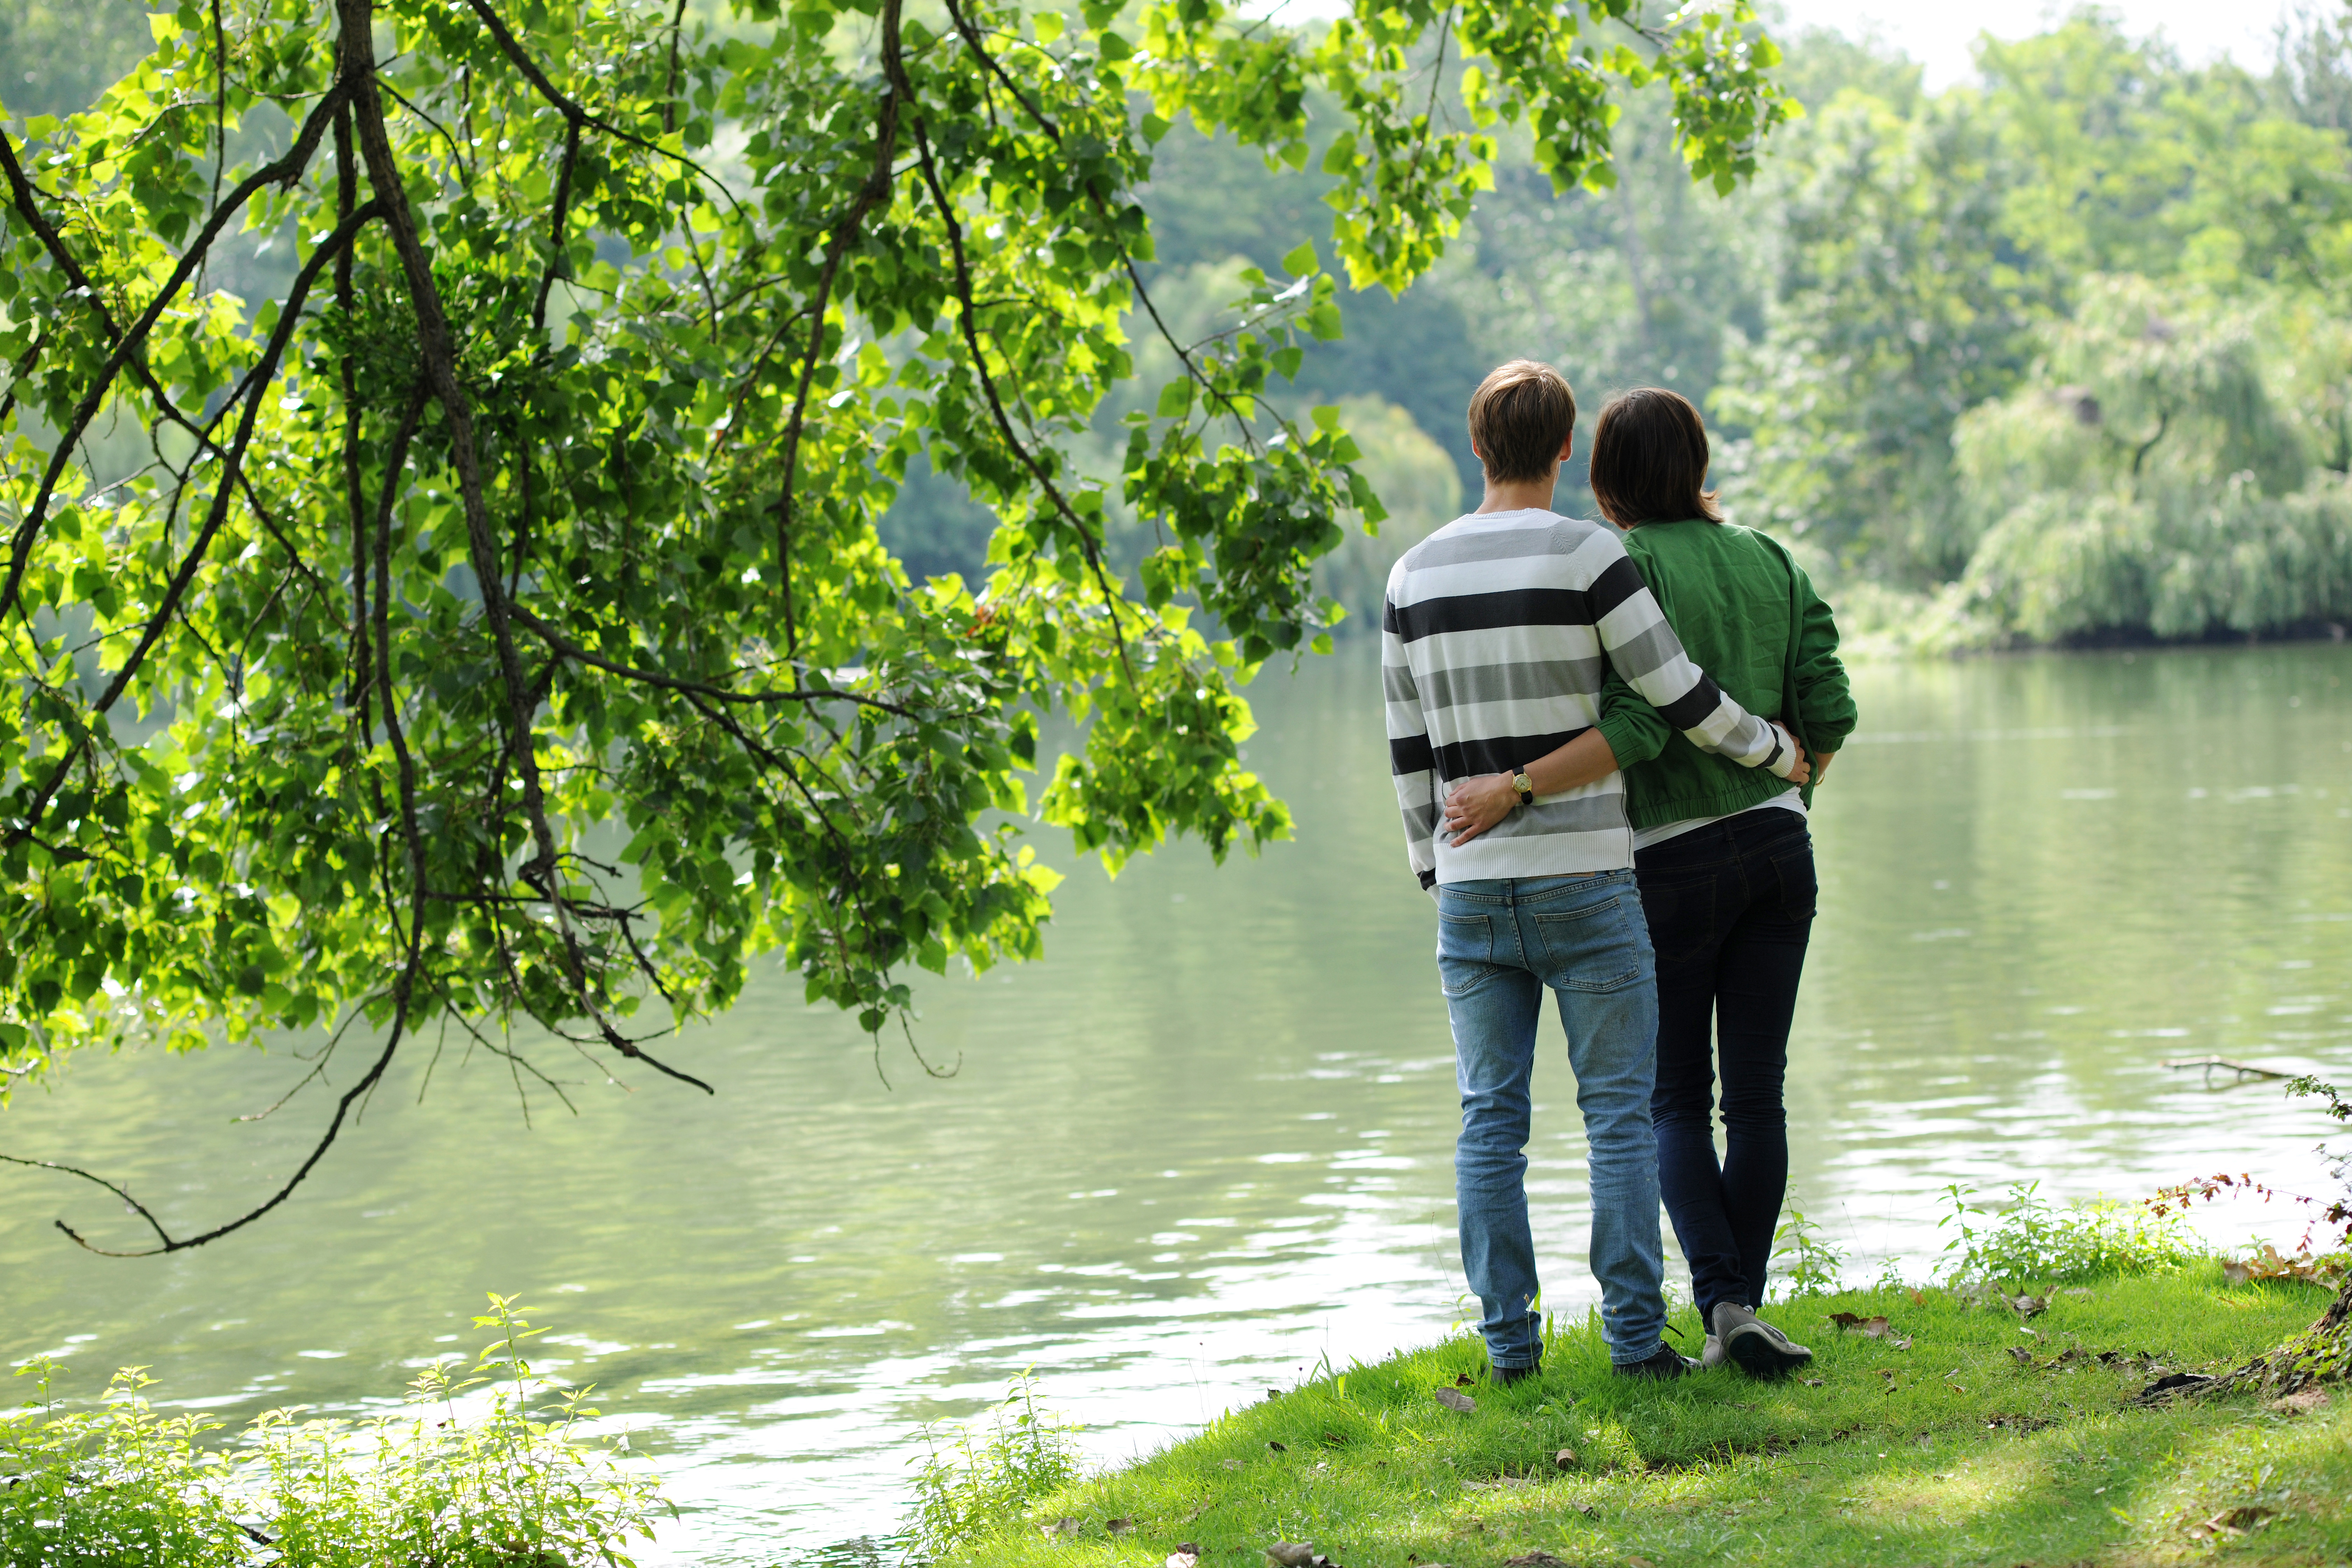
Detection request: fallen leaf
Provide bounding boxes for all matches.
[1434,1386,1477,1414]
[1801,1377,1824,1387]
[1042,1516,1082,1538]
[1264,1545,1316,1568]
[1909,1288,1928,1306]
[2191,1505,2273,1539]
[1574,1502,1598,1519]
[1554,1446,1578,1470]
[1453,1372,1476,1387]
[1321,1430,1348,1447]
[2008,1346,2037,1366]
[1501,1554,1569,1568]
[2270,1386,2331,1415]
[1171,1545,1203,1568]
[2008,1293,2047,1318]
[1108,1518,1135,1535]
[1267,1439,1288,1452]
[1825,1311,1874,1330]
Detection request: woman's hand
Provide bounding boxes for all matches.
[1443,773,1521,847]
[1772,723,1813,786]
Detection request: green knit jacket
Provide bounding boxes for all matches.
[1591,519,1858,830]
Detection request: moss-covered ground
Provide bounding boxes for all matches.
[952,1266,2350,1568]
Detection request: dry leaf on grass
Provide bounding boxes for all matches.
[1168,1546,1202,1568]
[2188,1505,2273,1540]
[1107,1518,1134,1535]
[2008,1293,2046,1318]
[1264,1545,1317,1568]
[1434,1386,1478,1414]
[1554,1446,1578,1469]
[1042,1517,1081,1539]
[1500,1553,1569,1568]
[1826,1312,1910,1348]
[2270,1386,2331,1415]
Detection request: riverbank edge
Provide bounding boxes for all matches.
[942,1266,2349,1568]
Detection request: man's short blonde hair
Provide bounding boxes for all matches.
[1466,360,1577,485]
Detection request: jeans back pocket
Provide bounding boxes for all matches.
[1533,896,1646,993]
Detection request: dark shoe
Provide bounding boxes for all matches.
[1612,1343,1699,1380]
[1711,1301,1813,1380]
[1491,1353,1542,1387]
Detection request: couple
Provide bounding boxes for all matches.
[1381,360,1857,1382]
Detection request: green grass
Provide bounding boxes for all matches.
[947,1266,2350,1568]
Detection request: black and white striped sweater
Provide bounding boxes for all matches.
[1382,508,1797,888]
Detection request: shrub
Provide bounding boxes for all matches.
[1938,1181,2202,1286]
[907,1372,1082,1555]
[0,1294,667,1567]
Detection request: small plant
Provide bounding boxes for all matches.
[907,1370,1082,1555]
[0,1295,667,1567]
[1943,1180,2200,1285]
[1771,1206,1846,1297]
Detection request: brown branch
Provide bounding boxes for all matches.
[769,6,906,665]
[343,3,704,1096]
[3,196,385,849]
[532,117,584,332]
[0,82,358,626]
[662,0,690,136]
[453,0,747,222]
[901,111,1135,684]
[509,606,936,717]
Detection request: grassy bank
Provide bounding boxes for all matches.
[945,1268,2349,1568]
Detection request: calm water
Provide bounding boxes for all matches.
[5,644,2350,1563]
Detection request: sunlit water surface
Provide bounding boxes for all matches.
[5,644,2350,1563]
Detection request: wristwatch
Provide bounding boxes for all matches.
[1511,771,1535,806]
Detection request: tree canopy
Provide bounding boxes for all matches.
[0,0,1790,1248]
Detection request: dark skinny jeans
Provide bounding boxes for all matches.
[1634,806,1817,1320]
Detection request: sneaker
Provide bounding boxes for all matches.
[1491,1351,1542,1387]
[1701,1332,1728,1370]
[1612,1343,1699,1380]
[1711,1301,1813,1379]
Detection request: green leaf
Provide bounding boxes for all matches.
[1281,240,1319,277]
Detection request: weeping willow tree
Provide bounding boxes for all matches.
[0,0,1792,1250]
[1953,275,2352,642]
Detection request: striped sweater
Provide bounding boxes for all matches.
[1382,508,1798,888]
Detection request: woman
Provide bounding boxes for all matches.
[1586,387,1857,1379]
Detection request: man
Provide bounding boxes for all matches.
[1381,360,1807,1382]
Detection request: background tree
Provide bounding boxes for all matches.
[0,0,1792,1249]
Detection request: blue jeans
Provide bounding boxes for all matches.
[1437,872,1667,1369]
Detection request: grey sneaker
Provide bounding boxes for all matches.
[1613,1342,1701,1380]
[1701,1332,1729,1369]
[1711,1302,1813,1379]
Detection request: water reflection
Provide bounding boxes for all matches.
[2,644,2348,1564]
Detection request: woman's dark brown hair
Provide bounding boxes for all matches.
[1587,387,1722,527]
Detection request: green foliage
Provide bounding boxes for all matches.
[1710,86,2038,579]
[1769,1204,1846,1298]
[908,1370,1083,1556]
[0,0,1791,1234]
[1938,1181,2202,1288]
[0,1295,667,1565]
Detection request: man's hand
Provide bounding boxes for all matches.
[1443,773,1521,847]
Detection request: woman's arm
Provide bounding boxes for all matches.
[1442,726,1810,848]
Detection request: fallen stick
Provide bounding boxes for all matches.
[2160,1056,2292,1086]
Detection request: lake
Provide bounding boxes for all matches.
[4,642,2350,1564]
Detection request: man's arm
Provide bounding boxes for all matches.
[1588,542,1804,776]
[1381,593,1439,892]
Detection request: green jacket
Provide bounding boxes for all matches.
[1592,519,1857,830]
